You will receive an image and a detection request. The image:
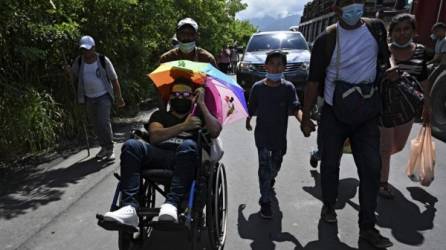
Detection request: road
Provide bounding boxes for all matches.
[2,115,446,250]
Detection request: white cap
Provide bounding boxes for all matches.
[79,35,95,50]
[177,18,198,31]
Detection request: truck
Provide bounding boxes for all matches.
[298,0,446,140]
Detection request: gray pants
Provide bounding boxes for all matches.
[86,94,114,150]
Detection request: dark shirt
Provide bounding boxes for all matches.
[159,47,217,66]
[148,110,202,150]
[248,79,300,151]
[393,43,429,82]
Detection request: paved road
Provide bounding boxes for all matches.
[2,116,446,250]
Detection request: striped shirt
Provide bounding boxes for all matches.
[393,43,429,82]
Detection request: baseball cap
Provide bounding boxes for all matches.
[177,18,198,32]
[79,35,95,50]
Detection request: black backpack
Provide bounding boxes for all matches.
[77,54,109,81]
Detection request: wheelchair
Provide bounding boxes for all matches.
[97,128,228,250]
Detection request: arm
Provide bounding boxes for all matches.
[246,85,258,131]
[105,57,125,107]
[149,115,201,144]
[421,79,432,124]
[195,88,222,138]
[301,81,319,136]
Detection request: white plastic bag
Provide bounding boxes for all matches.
[406,126,436,186]
[209,137,224,162]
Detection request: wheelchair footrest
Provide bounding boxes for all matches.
[148,221,188,232]
[138,207,160,217]
[96,214,139,233]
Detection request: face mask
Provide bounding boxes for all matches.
[179,41,196,54]
[431,34,437,40]
[392,38,413,48]
[170,98,192,114]
[341,3,364,26]
[266,73,284,81]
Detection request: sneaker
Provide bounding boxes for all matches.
[104,151,115,161]
[360,228,393,248]
[378,183,394,199]
[310,150,320,168]
[260,202,272,219]
[158,203,178,223]
[321,205,337,223]
[103,205,139,231]
[95,147,108,158]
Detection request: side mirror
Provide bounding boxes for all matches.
[237,46,245,54]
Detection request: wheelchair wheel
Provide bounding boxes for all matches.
[207,163,228,250]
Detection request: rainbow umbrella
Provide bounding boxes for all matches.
[148,60,248,125]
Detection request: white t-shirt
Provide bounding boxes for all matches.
[324,23,378,105]
[83,61,107,98]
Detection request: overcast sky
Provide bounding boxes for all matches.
[236,0,312,19]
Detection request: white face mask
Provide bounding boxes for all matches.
[431,34,437,40]
[179,41,196,54]
[392,38,413,48]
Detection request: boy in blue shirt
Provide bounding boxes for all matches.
[246,51,313,219]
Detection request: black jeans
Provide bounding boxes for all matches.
[319,104,381,230]
[119,139,199,208]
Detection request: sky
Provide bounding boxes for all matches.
[236,0,312,20]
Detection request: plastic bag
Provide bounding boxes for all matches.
[209,137,224,162]
[406,126,436,186]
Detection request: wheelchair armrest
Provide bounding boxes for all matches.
[131,129,151,142]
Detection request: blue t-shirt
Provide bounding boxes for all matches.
[248,79,300,151]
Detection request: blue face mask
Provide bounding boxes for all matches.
[341,3,364,26]
[179,41,196,54]
[392,38,413,48]
[266,73,284,81]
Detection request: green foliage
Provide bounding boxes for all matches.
[0,0,256,159]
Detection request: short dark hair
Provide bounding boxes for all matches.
[265,50,287,66]
[389,13,416,34]
[433,22,446,31]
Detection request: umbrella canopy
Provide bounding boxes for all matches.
[148,60,248,125]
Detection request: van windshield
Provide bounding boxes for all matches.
[246,33,309,52]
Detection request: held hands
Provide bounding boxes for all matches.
[183,114,202,131]
[300,114,316,137]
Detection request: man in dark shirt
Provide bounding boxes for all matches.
[246,51,306,219]
[159,18,216,66]
[101,78,221,230]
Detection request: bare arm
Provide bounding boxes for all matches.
[195,88,221,138]
[301,81,319,137]
[111,79,125,107]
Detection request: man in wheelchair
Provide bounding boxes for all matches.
[102,77,222,231]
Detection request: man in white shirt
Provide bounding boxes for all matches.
[301,0,393,248]
[68,35,125,160]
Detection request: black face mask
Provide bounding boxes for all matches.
[170,98,192,114]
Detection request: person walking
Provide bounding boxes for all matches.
[246,51,309,219]
[378,14,431,199]
[300,0,393,248]
[67,35,125,160]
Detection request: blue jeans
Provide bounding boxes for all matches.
[85,94,113,150]
[119,139,199,208]
[257,147,284,204]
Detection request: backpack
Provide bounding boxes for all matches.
[77,54,109,81]
[318,18,391,96]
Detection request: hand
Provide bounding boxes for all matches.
[182,114,202,131]
[422,102,432,125]
[246,118,252,131]
[385,66,400,82]
[194,87,205,107]
[300,117,315,137]
[116,96,126,108]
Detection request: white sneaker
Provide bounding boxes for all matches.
[104,205,139,231]
[158,203,178,222]
[105,151,115,161]
[95,147,108,158]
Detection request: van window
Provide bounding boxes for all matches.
[246,33,309,52]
